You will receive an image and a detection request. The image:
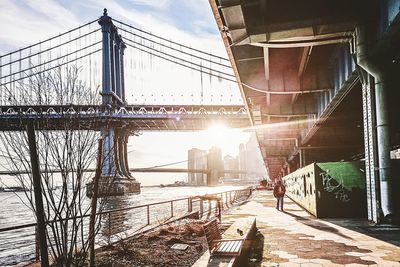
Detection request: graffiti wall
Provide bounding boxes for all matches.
[283,163,318,216]
[283,161,367,218]
[315,162,366,218]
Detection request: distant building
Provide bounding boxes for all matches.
[238,143,247,179]
[207,146,224,186]
[188,148,207,185]
[238,133,267,180]
[224,155,238,179]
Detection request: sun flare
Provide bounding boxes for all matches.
[200,123,247,156]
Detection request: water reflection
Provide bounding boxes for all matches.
[100,196,129,244]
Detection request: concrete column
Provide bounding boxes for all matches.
[101,127,116,176]
[98,9,113,106]
[117,131,130,177]
[113,133,122,176]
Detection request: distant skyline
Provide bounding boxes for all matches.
[0,1,252,186]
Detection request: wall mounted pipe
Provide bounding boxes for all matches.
[356,25,393,218]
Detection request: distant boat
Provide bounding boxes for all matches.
[2,186,31,192]
[159,181,189,187]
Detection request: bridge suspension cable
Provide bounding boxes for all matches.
[0,19,103,106]
[0,19,98,59]
[111,18,230,63]
[0,43,101,86]
[123,41,236,82]
[0,14,241,107]
[116,27,231,69]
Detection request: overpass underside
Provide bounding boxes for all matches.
[210,0,400,222]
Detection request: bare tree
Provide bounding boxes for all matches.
[0,65,109,266]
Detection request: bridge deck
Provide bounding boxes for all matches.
[0,105,250,131]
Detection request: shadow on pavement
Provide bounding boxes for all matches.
[282,210,354,240]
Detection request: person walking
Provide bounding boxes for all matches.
[273,180,286,211]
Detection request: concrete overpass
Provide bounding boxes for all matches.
[210,0,400,222]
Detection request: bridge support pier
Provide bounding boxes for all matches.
[87,9,140,197]
[88,127,140,197]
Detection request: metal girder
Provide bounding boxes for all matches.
[0,104,250,131]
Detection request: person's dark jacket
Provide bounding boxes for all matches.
[273,183,286,197]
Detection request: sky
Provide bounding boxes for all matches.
[0,0,258,186]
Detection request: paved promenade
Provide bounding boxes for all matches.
[194,190,400,267]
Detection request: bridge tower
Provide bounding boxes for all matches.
[93,9,140,196]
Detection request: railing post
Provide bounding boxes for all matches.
[147,205,150,225]
[171,201,174,217]
[188,197,192,212]
[108,212,111,245]
[217,199,222,222]
[200,200,204,217]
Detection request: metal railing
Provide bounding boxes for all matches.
[0,188,252,265]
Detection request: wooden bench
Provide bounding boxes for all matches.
[203,218,245,256]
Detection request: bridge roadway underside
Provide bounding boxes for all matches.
[0,105,250,131]
[211,0,400,221]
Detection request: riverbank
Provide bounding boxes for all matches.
[95,218,207,267]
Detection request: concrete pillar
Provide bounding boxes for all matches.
[94,10,140,196]
[101,127,116,177]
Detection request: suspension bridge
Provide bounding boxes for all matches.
[0,9,251,195]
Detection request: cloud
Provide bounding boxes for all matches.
[0,0,81,52]
[129,0,171,10]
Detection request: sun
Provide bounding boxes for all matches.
[201,123,248,156]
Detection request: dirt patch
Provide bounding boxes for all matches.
[95,219,208,267]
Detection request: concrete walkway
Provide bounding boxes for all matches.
[194,190,400,267]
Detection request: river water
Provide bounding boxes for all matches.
[0,185,242,266]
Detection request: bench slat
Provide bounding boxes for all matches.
[203,217,255,257]
[227,241,236,253]
[231,241,241,253]
[219,241,230,252]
